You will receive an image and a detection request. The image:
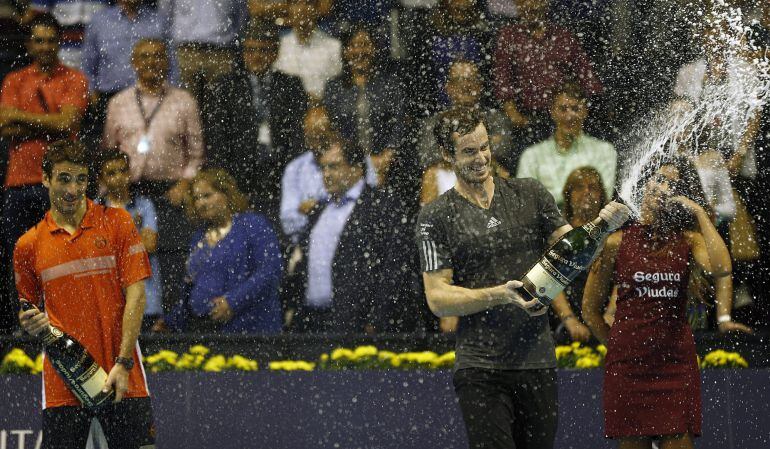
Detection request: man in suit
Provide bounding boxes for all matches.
[201,24,307,221]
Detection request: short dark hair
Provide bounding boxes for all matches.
[27,12,61,37]
[98,148,130,175]
[553,82,585,103]
[339,140,366,169]
[240,22,281,47]
[42,140,89,178]
[433,107,485,156]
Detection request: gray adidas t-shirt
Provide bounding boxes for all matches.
[417,177,567,370]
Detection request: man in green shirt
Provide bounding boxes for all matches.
[516,83,617,207]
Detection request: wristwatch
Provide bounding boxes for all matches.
[115,356,135,370]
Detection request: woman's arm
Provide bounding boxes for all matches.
[582,231,622,345]
[223,216,283,314]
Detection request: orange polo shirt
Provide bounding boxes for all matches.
[0,63,88,187]
[14,200,152,409]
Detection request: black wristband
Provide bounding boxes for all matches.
[115,356,134,370]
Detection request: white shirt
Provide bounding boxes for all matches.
[273,29,342,98]
[305,179,365,308]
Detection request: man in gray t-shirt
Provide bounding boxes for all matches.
[417,107,628,449]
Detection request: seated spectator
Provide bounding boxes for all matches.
[280,106,335,241]
[290,141,378,333]
[273,0,342,101]
[81,0,171,140]
[202,23,307,219]
[417,59,514,169]
[280,106,376,242]
[103,37,203,320]
[324,25,405,185]
[0,13,88,332]
[103,38,203,202]
[96,148,163,331]
[408,0,494,116]
[549,166,608,344]
[163,168,283,334]
[158,0,246,98]
[493,0,602,148]
[516,83,616,207]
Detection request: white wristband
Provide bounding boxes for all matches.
[717,314,731,324]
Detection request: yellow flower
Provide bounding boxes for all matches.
[188,345,210,356]
[1,348,36,373]
[377,351,397,362]
[228,355,258,371]
[431,351,455,368]
[555,346,572,359]
[269,360,315,371]
[595,345,607,356]
[203,355,227,372]
[353,346,378,359]
[331,348,354,361]
[33,353,43,374]
[320,353,329,362]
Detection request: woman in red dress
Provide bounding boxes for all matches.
[582,157,751,449]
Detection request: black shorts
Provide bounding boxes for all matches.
[453,368,558,449]
[42,396,155,449]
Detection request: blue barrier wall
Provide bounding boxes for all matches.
[1,370,769,449]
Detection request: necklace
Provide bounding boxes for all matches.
[204,221,233,247]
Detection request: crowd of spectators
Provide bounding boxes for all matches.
[1,0,769,338]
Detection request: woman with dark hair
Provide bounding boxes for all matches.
[582,157,751,449]
[548,166,608,343]
[162,168,283,334]
[323,24,405,185]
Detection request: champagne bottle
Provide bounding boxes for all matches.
[520,218,610,310]
[20,300,114,408]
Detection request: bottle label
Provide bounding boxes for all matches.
[79,364,110,399]
[525,261,566,300]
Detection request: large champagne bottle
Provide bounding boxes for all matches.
[20,300,114,408]
[520,218,610,309]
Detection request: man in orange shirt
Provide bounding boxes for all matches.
[0,12,88,332]
[16,140,155,449]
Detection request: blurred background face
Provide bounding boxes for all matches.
[446,62,482,107]
[118,0,142,10]
[28,24,59,67]
[446,0,476,24]
[192,179,230,223]
[514,0,549,25]
[344,30,374,74]
[242,38,279,74]
[132,41,169,85]
[289,1,317,35]
[641,165,679,220]
[100,158,131,193]
[319,144,360,196]
[303,108,331,155]
[551,93,588,134]
[568,172,604,218]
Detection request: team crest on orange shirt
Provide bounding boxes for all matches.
[94,236,108,249]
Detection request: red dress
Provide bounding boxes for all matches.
[603,224,702,438]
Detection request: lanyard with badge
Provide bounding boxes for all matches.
[135,87,165,155]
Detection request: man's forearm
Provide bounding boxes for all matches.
[119,282,146,359]
[426,284,506,317]
[14,110,81,134]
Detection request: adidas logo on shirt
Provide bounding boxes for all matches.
[487,217,502,229]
